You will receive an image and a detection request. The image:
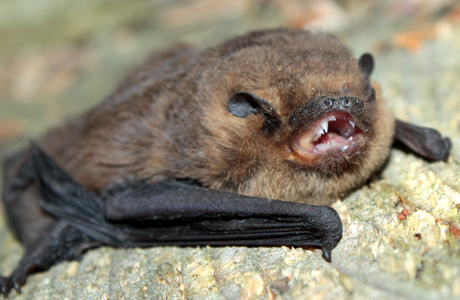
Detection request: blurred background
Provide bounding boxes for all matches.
[0,0,460,154]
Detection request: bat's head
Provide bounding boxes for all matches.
[198,29,394,203]
[227,53,375,175]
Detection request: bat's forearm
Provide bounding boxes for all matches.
[32,144,342,261]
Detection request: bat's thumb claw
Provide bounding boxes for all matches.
[321,243,333,262]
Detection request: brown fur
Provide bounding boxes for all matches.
[30,29,393,206]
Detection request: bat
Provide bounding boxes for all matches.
[0,28,451,296]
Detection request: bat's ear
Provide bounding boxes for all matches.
[358,53,374,79]
[228,92,280,134]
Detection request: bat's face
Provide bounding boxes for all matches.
[224,45,381,172]
[198,33,394,203]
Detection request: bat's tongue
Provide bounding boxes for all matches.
[297,112,362,155]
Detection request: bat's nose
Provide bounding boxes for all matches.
[321,97,354,112]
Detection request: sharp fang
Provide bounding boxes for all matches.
[349,120,355,128]
[329,116,336,121]
[321,121,328,133]
[341,145,349,152]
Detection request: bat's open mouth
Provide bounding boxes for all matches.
[290,112,364,162]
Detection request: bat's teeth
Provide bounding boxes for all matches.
[313,126,324,142]
[316,143,327,151]
[321,121,328,134]
[349,120,355,128]
[329,116,336,121]
[341,145,349,152]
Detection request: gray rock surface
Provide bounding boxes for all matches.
[1,1,460,299]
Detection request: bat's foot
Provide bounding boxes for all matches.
[0,221,100,297]
[1,258,45,297]
[0,275,15,297]
[0,270,27,297]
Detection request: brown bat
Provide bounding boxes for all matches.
[0,28,451,296]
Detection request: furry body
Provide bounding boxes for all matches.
[3,29,395,247]
[37,29,393,202]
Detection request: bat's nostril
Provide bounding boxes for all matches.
[340,98,351,108]
[322,98,334,108]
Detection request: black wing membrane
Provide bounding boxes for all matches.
[0,144,342,296]
[31,143,342,261]
[394,119,451,161]
[0,221,99,297]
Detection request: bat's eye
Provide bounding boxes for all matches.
[228,92,281,134]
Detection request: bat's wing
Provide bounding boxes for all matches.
[394,119,451,161]
[102,180,343,259]
[1,144,104,296]
[1,144,342,296]
[30,143,342,262]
